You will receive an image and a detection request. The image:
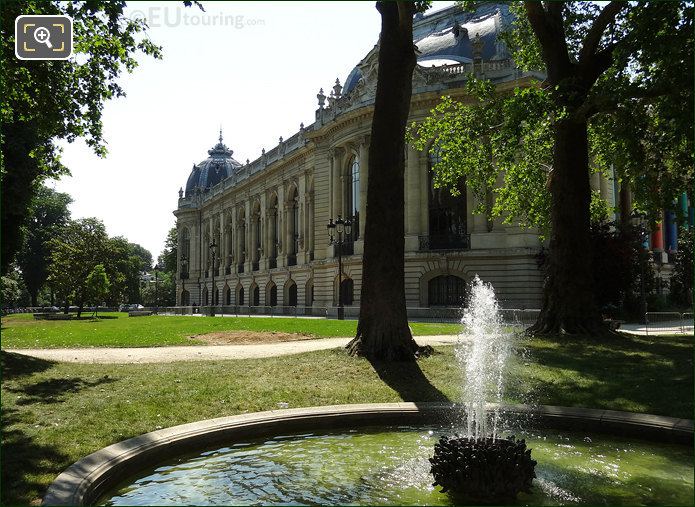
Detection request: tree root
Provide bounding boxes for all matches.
[346,336,433,361]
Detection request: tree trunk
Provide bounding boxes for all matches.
[346,2,429,361]
[528,117,609,336]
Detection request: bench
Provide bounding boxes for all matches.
[128,310,153,317]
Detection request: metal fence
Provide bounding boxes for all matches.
[154,306,330,318]
[147,305,541,326]
[645,312,694,335]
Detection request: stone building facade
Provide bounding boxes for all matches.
[174,3,621,313]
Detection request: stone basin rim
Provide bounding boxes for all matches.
[42,402,694,506]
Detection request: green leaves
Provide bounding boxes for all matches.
[1,0,162,273]
[408,83,555,233]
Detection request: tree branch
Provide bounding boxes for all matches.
[579,1,625,64]
[576,82,680,120]
[524,2,572,82]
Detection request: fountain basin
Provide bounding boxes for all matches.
[42,403,692,506]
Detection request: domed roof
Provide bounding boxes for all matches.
[343,3,511,95]
[185,131,243,196]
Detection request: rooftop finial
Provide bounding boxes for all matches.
[219,126,223,144]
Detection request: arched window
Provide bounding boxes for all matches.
[225,287,231,305]
[252,285,260,306]
[287,188,299,266]
[268,283,277,307]
[287,281,297,307]
[291,200,299,254]
[203,287,209,306]
[238,286,245,306]
[341,278,354,305]
[251,202,262,271]
[346,156,360,240]
[428,275,466,306]
[237,211,246,272]
[181,290,190,306]
[212,285,218,305]
[428,148,468,249]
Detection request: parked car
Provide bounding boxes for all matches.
[119,304,144,312]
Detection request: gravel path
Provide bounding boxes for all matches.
[4,335,463,364]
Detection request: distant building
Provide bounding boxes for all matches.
[173,3,692,312]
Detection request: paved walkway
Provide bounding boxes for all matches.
[4,335,462,364]
[619,321,694,336]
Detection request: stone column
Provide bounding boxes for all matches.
[359,136,369,238]
[590,172,601,192]
[307,190,314,258]
[298,176,307,264]
[405,144,420,235]
[332,147,345,218]
[419,152,429,234]
[471,193,488,233]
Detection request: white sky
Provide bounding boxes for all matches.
[51,1,455,260]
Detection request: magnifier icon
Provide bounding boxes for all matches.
[34,26,53,48]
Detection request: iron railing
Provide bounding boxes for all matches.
[419,233,471,251]
[644,312,694,335]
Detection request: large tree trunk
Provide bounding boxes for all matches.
[528,117,608,336]
[346,2,428,361]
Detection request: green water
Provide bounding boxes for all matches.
[101,426,693,506]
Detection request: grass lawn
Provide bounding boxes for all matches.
[0,313,461,349]
[1,332,691,505]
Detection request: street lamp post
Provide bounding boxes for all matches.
[180,255,188,306]
[327,215,352,320]
[209,239,217,317]
[153,263,160,312]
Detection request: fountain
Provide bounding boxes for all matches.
[429,276,537,503]
[44,278,693,506]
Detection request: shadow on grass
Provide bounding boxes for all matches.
[73,315,118,320]
[368,356,450,404]
[1,351,54,380]
[6,376,117,406]
[1,407,72,505]
[510,334,693,419]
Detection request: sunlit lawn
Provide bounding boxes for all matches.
[1,332,691,504]
[0,313,461,349]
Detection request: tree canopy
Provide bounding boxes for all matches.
[16,185,72,306]
[158,227,178,275]
[1,0,162,274]
[47,218,110,315]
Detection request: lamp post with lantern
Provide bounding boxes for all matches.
[153,263,160,312]
[327,215,352,320]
